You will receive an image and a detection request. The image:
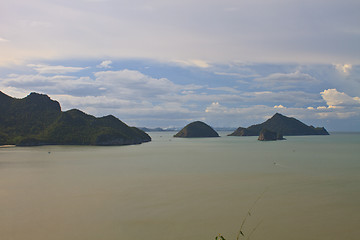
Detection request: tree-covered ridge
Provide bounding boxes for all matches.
[229,113,329,137]
[0,91,151,146]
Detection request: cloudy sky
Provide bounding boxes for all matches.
[1,0,360,130]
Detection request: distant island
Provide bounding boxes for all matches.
[0,91,151,146]
[174,121,220,138]
[229,113,329,137]
[140,127,179,132]
[140,127,236,132]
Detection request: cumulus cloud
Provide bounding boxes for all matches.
[97,60,112,68]
[27,64,87,74]
[298,89,360,120]
[274,105,286,109]
[1,60,360,129]
[320,89,360,107]
[335,64,352,75]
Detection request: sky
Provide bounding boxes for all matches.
[1,0,360,131]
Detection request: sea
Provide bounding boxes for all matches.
[1,132,359,240]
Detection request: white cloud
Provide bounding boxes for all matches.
[298,89,360,120]
[335,64,352,75]
[27,64,87,74]
[94,70,185,97]
[254,71,318,84]
[2,60,360,129]
[97,60,112,68]
[94,69,204,98]
[316,111,359,119]
[320,89,360,107]
[274,105,286,109]
[2,74,76,87]
[172,59,211,68]
[205,102,224,113]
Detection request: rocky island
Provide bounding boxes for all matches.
[0,91,151,146]
[229,113,329,137]
[174,121,219,138]
[258,129,285,141]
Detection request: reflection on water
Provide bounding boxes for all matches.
[1,132,360,240]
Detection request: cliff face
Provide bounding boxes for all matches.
[228,113,329,137]
[258,129,285,141]
[174,121,219,138]
[0,91,151,146]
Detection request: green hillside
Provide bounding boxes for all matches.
[0,91,151,146]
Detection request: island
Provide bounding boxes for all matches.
[0,91,151,146]
[174,121,220,138]
[258,129,285,141]
[228,113,329,137]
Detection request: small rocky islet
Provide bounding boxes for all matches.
[228,113,329,141]
[258,129,285,141]
[174,113,328,141]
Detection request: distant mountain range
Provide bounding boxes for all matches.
[228,113,329,136]
[139,127,179,132]
[140,127,236,132]
[0,91,151,146]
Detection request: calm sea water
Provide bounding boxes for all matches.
[1,132,359,240]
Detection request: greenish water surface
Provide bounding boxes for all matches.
[1,132,359,240]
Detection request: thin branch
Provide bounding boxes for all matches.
[236,189,267,240]
[246,220,263,240]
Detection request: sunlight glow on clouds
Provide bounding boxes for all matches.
[274,105,286,109]
[321,89,360,107]
[173,59,211,68]
[335,64,352,75]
